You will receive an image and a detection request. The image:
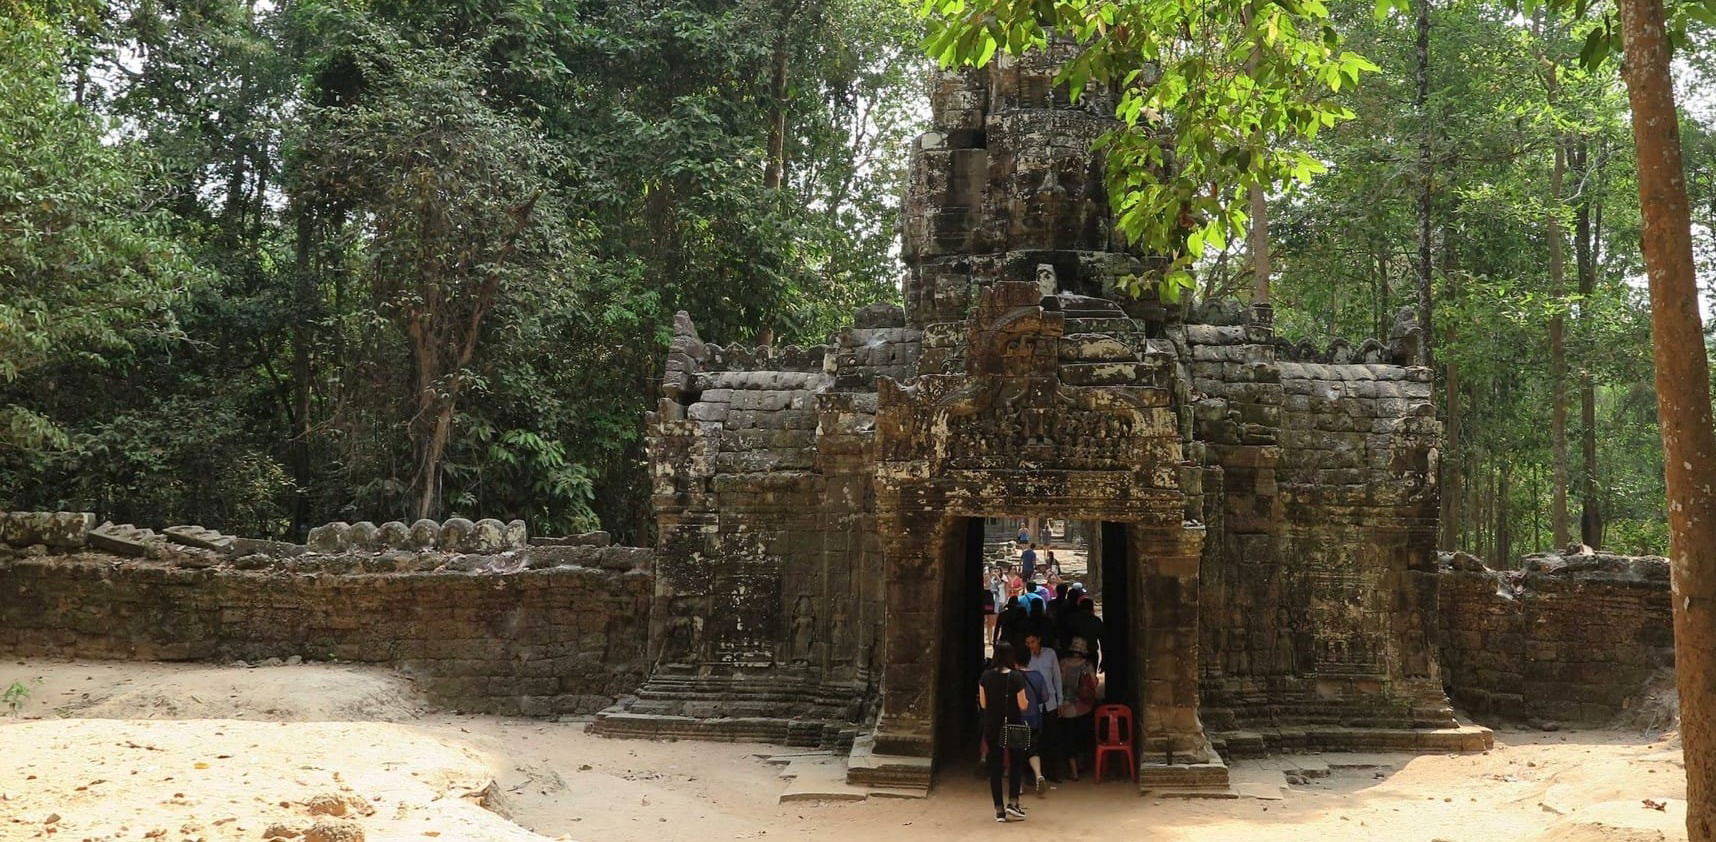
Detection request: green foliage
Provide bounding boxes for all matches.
[916,0,1376,297]
[3,680,32,716]
[1267,0,1666,556]
[0,17,199,451]
[0,0,921,540]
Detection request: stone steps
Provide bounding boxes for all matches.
[844,733,932,793]
[588,711,849,747]
[1210,724,1493,758]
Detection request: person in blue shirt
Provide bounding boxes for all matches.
[1020,543,1038,582]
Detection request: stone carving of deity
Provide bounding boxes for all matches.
[661,600,703,667]
[788,595,816,664]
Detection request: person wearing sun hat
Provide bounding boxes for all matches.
[1057,637,1098,781]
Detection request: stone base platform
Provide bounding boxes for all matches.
[844,733,933,791]
[1137,759,1234,796]
[1211,724,1494,758]
[588,674,866,749]
[772,751,929,802]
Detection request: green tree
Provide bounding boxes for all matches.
[0,17,197,451]
[291,26,584,521]
[917,0,1378,296]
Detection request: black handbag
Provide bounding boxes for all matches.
[999,722,1033,750]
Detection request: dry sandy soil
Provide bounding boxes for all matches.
[0,659,1690,842]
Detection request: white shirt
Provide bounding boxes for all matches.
[1027,647,1063,710]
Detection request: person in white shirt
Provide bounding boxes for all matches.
[1024,630,1065,784]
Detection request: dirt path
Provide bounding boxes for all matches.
[0,659,1691,841]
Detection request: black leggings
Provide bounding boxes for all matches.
[987,741,1024,809]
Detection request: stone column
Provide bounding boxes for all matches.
[871,495,947,758]
[1133,522,1211,760]
[1085,518,1103,597]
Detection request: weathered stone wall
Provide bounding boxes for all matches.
[1187,320,1450,735]
[1437,551,1673,723]
[0,543,654,716]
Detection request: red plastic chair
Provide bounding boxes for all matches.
[1093,703,1136,783]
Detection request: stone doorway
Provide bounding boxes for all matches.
[862,281,1220,790]
[933,515,1139,772]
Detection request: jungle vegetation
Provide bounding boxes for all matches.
[2,0,1709,563]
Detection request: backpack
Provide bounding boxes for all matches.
[1019,669,1048,729]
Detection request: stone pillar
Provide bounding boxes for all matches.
[1085,519,1103,598]
[1133,522,1212,760]
[872,496,947,758]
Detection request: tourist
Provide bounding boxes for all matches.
[1043,549,1062,581]
[981,572,998,645]
[978,641,1029,822]
[997,596,1029,649]
[1020,542,1038,582]
[1067,594,1105,672]
[1016,525,1030,545]
[1024,630,1064,784]
[1057,637,1098,781]
[1048,583,1071,643]
[984,567,1005,644]
[1016,651,1052,795]
[1005,565,1026,601]
[1022,590,1048,643]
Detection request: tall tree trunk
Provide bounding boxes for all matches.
[1549,133,1571,548]
[762,0,805,191]
[1617,0,1716,836]
[1573,138,1604,547]
[1249,183,1271,308]
[1244,12,1271,322]
[289,210,317,537]
[1495,463,1512,567]
[1440,330,1462,547]
[763,36,789,190]
[1413,0,1434,368]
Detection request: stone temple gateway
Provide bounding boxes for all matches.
[591,49,1489,793]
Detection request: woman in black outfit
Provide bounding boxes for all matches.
[979,641,1030,822]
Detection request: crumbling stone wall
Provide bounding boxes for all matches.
[1437,550,1674,723]
[0,514,654,716]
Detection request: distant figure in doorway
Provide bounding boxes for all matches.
[1020,543,1038,582]
[1020,589,1047,635]
[998,596,1029,650]
[984,566,1005,644]
[981,571,999,645]
[1048,583,1070,636]
[979,641,1030,822]
[1016,526,1030,545]
[1066,591,1105,673]
[1058,637,1099,781]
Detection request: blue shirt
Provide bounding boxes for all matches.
[1020,548,1037,579]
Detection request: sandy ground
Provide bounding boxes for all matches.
[0,659,1691,842]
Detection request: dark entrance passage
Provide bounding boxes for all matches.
[933,515,1136,778]
[1098,521,1134,706]
[934,516,988,766]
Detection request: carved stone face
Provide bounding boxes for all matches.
[1035,263,1058,297]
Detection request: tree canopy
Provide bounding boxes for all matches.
[0,0,1707,563]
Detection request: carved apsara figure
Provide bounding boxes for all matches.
[660,599,703,667]
[788,595,816,664]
